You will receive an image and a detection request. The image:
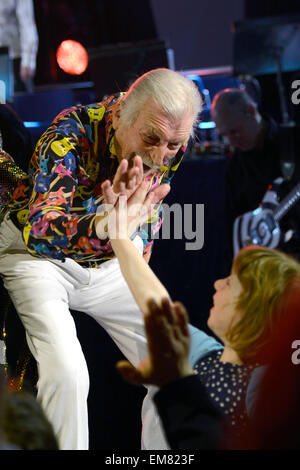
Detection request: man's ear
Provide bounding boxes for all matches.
[112,100,125,130]
[246,104,256,118]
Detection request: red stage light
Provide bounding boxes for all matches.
[56,40,88,75]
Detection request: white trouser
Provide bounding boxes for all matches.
[0,214,170,450]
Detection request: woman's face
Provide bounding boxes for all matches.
[207,274,243,343]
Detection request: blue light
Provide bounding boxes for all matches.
[24,121,43,128]
[186,74,203,82]
[198,121,216,130]
[186,74,205,91]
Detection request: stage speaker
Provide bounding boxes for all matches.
[88,39,174,100]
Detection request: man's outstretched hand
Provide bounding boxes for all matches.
[101,156,144,207]
[100,155,170,239]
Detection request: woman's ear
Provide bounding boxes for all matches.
[112,100,125,130]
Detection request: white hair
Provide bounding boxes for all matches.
[119,68,202,138]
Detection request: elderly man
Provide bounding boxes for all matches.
[0,68,201,449]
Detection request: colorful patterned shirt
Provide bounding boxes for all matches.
[9,94,187,266]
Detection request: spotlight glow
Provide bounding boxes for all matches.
[56,40,88,75]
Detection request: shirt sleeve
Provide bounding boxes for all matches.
[188,324,223,367]
[23,107,111,261]
[153,375,223,450]
[15,0,38,72]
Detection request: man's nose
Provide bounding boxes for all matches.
[149,145,168,167]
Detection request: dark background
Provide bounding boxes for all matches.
[2,0,300,450]
[31,0,300,83]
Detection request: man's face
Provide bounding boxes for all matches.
[213,107,259,151]
[112,98,193,173]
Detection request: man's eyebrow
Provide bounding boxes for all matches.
[141,126,183,144]
[142,126,163,138]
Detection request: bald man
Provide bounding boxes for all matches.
[211,88,266,152]
[211,88,296,271]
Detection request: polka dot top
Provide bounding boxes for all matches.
[194,350,255,433]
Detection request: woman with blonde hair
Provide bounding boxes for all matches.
[101,162,300,449]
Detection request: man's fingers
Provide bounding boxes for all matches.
[150,184,170,204]
[133,155,144,185]
[126,166,139,189]
[136,190,157,222]
[122,156,143,190]
[101,180,116,206]
[113,157,144,194]
[131,183,170,229]
[128,178,168,206]
[128,180,151,205]
[112,159,128,193]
